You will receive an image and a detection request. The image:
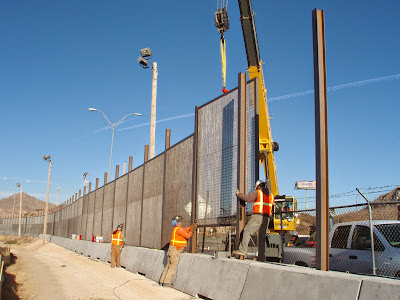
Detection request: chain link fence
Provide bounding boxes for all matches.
[196,201,400,279]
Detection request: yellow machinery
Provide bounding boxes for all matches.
[236,0,299,232]
[216,0,299,260]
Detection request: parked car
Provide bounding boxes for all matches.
[282,220,400,278]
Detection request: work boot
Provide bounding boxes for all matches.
[232,250,247,258]
[162,283,173,288]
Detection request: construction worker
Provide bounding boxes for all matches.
[111,224,125,268]
[233,180,274,257]
[286,231,300,247]
[160,216,197,287]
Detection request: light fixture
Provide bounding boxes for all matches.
[140,48,152,58]
[43,154,51,161]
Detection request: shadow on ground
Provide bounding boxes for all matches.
[1,253,20,300]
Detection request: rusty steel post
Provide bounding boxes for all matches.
[165,129,171,150]
[75,193,77,201]
[237,73,247,260]
[190,106,200,253]
[129,156,133,172]
[96,178,99,189]
[115,165,119,180]
[79,189,81,199]
[104,172,108,186]
[313,8,329,271]
[83,185,86,196]
[89,182,92,193]
[144,145,149,162]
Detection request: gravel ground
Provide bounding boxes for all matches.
[3,239,195,300]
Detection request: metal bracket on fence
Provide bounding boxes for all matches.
[356,188,376,276]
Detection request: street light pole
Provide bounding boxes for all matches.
[138,47,157,159]
[56,187,60,206]
[16,183,22,237]
[150,62,158,159]
[88,108,142,181]
[42,155,52,245]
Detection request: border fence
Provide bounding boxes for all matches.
[0,76,258,251]
[0,74,399,279]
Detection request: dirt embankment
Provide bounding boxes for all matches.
[0,235,35,300]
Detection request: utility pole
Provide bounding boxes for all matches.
[42,155,52,245]
[56,187,60,206]
[16,183,22,237]
[138,48,157,159]
[83,172,89,193]
[150,61,158,159]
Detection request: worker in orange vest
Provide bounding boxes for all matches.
[232,180,274,257]
[160,216,197,287]
[111,223,125,268]
[286,231,300,247]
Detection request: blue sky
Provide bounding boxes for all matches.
[1,1,399,209]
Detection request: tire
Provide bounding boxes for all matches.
[295,261,309,267]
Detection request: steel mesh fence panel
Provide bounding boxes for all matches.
[112,174,128,236]
[162,136,194,248]
[141,155,164,248]
[125,166,143,246]
[197,80,257,227]
[102,182,115,243]
[93,187,104,237]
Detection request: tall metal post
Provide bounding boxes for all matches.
[236,73,247,257]
[144,145,149,162]
[150,62,158,159]
[313,8,329,271]
[43,159,52,245]
[165,129,171,150]
[128,156,133,172]
[356,188,376,275]
[190,106,199,253]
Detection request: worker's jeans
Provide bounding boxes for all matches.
[111,244,122,267]
[160,244,183,284]
[239,214,270,254]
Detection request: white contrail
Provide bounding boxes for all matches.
[99,74,399,132]
[269,73,400,102]
[118,113,195,131]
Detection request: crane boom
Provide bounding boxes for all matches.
[238,0,279,196]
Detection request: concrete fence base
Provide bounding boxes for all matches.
[40,235,400,300]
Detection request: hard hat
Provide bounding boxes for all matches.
[172,215,183,222]
[255,180,265,188]
[117,224,124,230]
[290,231,298,237]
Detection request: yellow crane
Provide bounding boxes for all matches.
[217,0,300,260]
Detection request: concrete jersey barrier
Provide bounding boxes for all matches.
[44,235,400,300]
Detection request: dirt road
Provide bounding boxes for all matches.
[4,239,194,300]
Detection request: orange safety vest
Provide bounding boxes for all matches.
[253,190,274,215]
[170,226,187,248]
[111,231,123,246]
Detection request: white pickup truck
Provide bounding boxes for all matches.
[283,220,400,278]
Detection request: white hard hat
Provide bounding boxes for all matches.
[255,180,265,187]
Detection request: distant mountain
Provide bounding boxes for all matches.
[0,193,55,216]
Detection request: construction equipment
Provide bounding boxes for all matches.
[236,0,299,260]
[215,1,230,93]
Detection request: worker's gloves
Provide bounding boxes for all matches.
[235,189,240,196]
[190,223,198,231]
